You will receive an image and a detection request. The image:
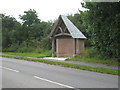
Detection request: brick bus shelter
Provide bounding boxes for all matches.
[50,15,87,57]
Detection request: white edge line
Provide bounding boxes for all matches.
[34,76,75,88]
[0,66,19,72]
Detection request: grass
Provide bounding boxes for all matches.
[66,58,119,66]
[66,48,119,66]
[3,50,51,58]
[1,55,119,76]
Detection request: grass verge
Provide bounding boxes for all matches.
[66,48,119,66]
[3,51,51,58]
[66,58,119,66]
[1,55,119,76]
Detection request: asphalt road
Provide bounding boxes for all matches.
[1,57,118,88]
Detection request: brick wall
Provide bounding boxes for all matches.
[56,38,74,57]
[76,39,84,55]
[56,38,84,57]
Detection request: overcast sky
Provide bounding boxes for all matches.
[0,0,86,22]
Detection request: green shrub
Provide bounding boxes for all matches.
[17,46,35,53]
[42,50,52,57]
[35,48,45,53]
[3,43,19,52]
[40,36,51,50]
[77,47,98,58]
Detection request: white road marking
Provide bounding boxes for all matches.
[34,76,75,88]
[0,66,19,72]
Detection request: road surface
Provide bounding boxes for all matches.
[1,57,118,88]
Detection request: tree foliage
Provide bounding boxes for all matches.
[82,2,120,60]
[1,14,22,48]
[19,9,40,27]
[2,9,52,52]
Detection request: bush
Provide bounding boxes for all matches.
[2,37,52,53]
[78,47,98,59]
[3,43,19,52]
[40,36,51,50]
[17,46,34,53]
[35,48,45,53]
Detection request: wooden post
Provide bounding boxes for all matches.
[74,38,77,57]
[52,38,55,57]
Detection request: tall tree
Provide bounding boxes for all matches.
[82,2,120,60]
[20,9,40,27]
[19,9,52,49]
[1,14,21,49]
[19,9,41,40]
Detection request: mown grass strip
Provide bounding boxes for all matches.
[66,57,119,66]
[3,52,51,58]
[1,55,119,76]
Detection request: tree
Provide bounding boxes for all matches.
[19,9,40,27]
[1,14,21,49]
[82,2,120,60]
[19,9,52,49]
[2,9,53,52]
[19,9,41,40]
